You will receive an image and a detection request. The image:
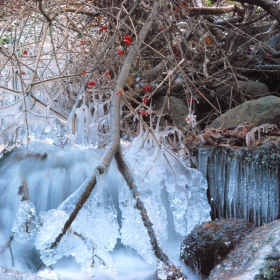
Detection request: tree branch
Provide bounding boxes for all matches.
[96,0,160,173]
[50,175,97,249]
[115,148,185,280]
[232,0,280,22]
[38,0,52,22]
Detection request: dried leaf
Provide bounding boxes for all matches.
[204,36,212,45]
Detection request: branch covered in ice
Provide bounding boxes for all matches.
[245,124,278,146]
[0,266,51,280]
[115,148,185,279]
[49,175,97,249]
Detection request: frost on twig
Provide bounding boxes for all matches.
[246,124,278,146]
[0,266,51,280]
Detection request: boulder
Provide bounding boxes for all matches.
[238,81,270,99]
[209,219,280,280]
[215,81,270,101]
[209,95,280,129]
[180,219,255,277]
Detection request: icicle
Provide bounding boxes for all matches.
[198,147,214,178]
[207,147,280,226]
[246,124,278,146]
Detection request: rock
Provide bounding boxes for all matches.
[209,219,280,280]
[196,81,270,128]
[239,81,270,99]
[215,81,269,101]
[180,219,255,277]
[153,96,201,131]
[209,96,280,129]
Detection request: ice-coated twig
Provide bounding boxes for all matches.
[246,124,278,146]
[49,174,97,249]
[0,265,51,280]
[115,148,185,280]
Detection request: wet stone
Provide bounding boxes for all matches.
[209,219,280,280]
[180,218,255,277]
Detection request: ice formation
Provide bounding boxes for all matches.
[0,138,210,279]
[197,146,280,226]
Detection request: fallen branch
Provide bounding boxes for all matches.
[96,0,160,173]
[235,0,280,23]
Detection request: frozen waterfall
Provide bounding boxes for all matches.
[0,141,210,279]
[196,146,280,226]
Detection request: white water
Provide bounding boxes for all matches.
[0,141,210,279]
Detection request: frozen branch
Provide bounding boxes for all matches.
[115,148,185,280]
[0,266,51,280]
[50,175,97,249]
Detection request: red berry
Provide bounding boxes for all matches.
[88,81,96,87]
[140,110,149,116]
[123,39,131,45]
[123,35,132,42]
[142,85,152,92]
[143,98,150,104]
